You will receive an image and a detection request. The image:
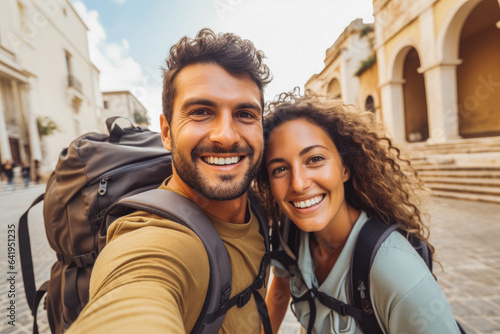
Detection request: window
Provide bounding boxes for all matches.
[18,1,29,35]
[365,95,375,113]
[65,50,72,77]
[103,101,109,109]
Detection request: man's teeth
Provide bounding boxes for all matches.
[204,156,241,166]
[293,195,324,208]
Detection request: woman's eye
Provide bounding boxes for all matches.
[310,156,325,163]
[271,166,286,175]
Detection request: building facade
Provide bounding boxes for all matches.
[0,0,102,175]
[102,91,149,127]
[306,0,500,203]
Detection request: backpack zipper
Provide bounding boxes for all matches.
[91,155,171,196]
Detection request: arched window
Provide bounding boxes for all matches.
[365,95,375,113]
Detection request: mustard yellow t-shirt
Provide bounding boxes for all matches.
[66,183,268,334]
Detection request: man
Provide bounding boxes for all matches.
[67,29,271,333]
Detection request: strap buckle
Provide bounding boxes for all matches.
[74,252,97,268]
[339,303,347,316]
[237,289,252,308]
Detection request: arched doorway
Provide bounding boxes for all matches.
[327,78,342,99]
[402,48,429,142]
[457,0,500,138]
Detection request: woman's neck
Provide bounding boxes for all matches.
[310,203,360,284]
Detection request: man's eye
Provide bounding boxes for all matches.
[191,109,209,116]
[238,111,255,119]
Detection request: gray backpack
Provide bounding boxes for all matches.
[19,117,271,334]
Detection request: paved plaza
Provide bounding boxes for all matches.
[1,185,500,333]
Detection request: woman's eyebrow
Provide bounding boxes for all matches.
[299,145,327,156]
[266,157,285,167]
[266,145,328,168]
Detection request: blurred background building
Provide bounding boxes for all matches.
[102,90,149,127]
[306,0,500,204]
[0,0,147,183]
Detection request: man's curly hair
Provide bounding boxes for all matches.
[162,28,272,124]
[254,90,435,261]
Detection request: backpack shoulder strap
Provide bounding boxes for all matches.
[105,189,232,334]
[350,216,397,334]
[18,193,45,313]
[270,215,301,270]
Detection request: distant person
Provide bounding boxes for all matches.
[2,159,16,190]
[21,161,31,188]
[256,92,461,333]
[34,159,41,184]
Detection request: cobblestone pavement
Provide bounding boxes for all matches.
[1,185,499,333]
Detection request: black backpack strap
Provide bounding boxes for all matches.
[18,193,45,334]
[105,189,232,334]
[18,193,45,312]
[350,216,397,334]
[270,215,301,271]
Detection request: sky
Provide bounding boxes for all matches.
[71,0,374,132]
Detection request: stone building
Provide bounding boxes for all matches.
[306,0,500,203]
[0,0,103,176]
[102,91,149,127]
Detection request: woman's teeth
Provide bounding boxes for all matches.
[293,195,324,208]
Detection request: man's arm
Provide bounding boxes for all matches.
[67,217,210,334]
[263,275,291,334]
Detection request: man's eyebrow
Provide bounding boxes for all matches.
[182,98,216,110]
[236,102,262,113]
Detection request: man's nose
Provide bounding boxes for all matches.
[209,112,240,147]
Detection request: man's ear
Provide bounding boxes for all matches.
[342,163,350,183]
[160,114,172,151]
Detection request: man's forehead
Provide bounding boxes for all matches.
[172,63,261,108]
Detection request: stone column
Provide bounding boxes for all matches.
[23,80,42,162]
[11,80,28,162]
[379,80,406,143]
[0,81,13,161]
[421,62,462,143]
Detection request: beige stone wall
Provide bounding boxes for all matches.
[358,61,382,119]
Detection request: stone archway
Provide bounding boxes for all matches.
[402,48,429,142]
[456,0,500,137]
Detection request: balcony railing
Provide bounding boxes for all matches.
[68,74,83,92]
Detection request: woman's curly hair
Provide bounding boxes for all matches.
[254,90,435,260]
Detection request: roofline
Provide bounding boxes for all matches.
[66,0,89,31]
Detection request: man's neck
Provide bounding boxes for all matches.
[166,174,248,224]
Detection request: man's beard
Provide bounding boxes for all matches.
[170,140,263,201]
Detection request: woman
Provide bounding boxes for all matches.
[256,92,461,333]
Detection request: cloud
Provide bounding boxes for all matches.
[72,1,162,130]
[112,0,127,5]
[72,1,143,91]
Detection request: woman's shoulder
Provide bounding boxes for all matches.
[370,231,431,288]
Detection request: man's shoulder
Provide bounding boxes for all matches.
[106,210,207,256]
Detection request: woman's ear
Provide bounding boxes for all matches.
[342,164,350,182]
[160,114,172,151]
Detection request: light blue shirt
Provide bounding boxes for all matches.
[273,211,461,333]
